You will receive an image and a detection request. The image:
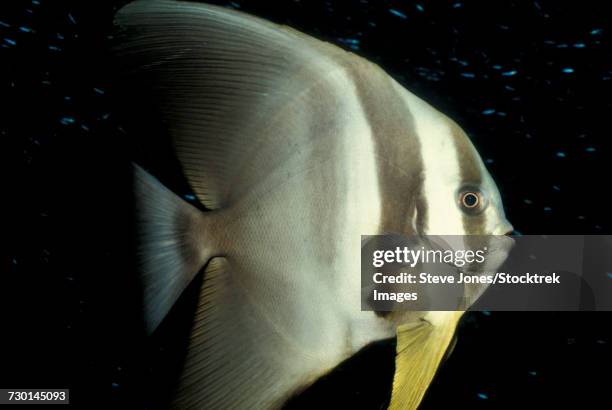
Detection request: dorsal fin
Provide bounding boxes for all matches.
[113,0,357,209]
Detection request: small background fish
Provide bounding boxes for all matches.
[1,0,610,409]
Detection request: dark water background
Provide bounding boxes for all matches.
[2,0,611,408]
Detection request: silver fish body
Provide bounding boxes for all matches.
[116,1,513,408]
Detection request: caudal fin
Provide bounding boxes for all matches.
[133,164,209,334]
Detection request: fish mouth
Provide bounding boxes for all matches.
[493,222,515,244]
[498,220,515,236]
[503,226,517,249]
[503,229,516,246]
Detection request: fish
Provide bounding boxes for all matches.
[112,0,514,408]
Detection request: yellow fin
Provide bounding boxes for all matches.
[389,312,462,410]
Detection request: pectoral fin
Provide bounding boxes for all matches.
[389,312,462,410]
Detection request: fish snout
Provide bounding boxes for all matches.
[492,221,515,249]
[497,220,514,237]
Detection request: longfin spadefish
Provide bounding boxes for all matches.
[389,312,463,410]
[113,0,355,210]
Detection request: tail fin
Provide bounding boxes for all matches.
[133,164,209,334]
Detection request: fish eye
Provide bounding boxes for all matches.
[462,192,479,208]
[458,187,486,214]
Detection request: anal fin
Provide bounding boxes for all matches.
[172,257,320,410]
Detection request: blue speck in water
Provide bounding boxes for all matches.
[111,382,120,389]
[496,111,507,116]
[389,9,407,19]
[4,38,16,46]
[338,38,361,50]
[501,70,518,77]
[0,21,10,28]
[553,185,561,191]
[185,194,196,201]
[556,151,566,158]
[573,43,586,48]
[416,4,424,12]
[19,26,32,33]
[68,13,76,24]
[486,158,494,164]
[523,199,533,205]
[56,33,64,40]
[585,147,596,152]
[590,28,603,35]
[482,109,496,115]
[48,45,61,51]
[482,310,491,316]
[60,116,75,125]
[492,64,502,70]
[93,87,105,95]
[32,0,40,4]
[452,2,463,9]
[544,206,552,212]
[477,393,488,400]
[562,67,575,74]
[529,371,537,376]
[460,72,475,78]
[606,272,612,280]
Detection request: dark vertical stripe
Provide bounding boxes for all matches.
[346,59,426,235]
[448,121,486,235]
[447,120,491,286]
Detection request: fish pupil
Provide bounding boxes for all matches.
[462,192,479,208]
